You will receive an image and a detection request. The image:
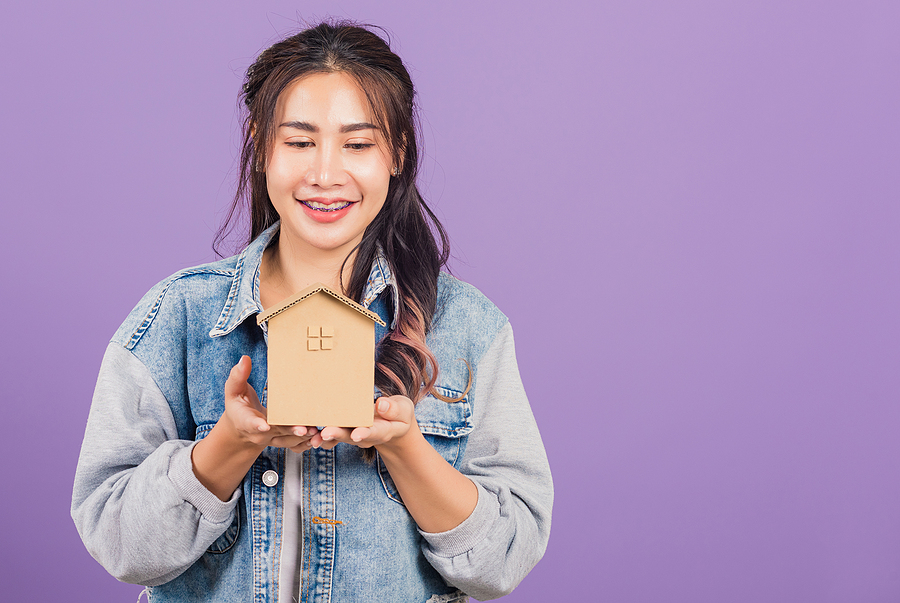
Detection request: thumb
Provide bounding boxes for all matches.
[375,396,408,422]
[225,355,252,398]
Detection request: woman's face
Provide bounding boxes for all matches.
[266,71,393,257]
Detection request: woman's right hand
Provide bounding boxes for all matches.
[220,355,318,452]
[191,355,317,500]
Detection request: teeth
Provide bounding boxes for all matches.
[304,200,352,211]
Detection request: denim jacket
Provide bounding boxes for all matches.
[72,224,553,602]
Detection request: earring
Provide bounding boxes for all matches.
[391,167,400,177]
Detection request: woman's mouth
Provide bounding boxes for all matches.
[300,200,354,212]
[298,198,356,223]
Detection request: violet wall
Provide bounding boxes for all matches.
[2,1,899,601]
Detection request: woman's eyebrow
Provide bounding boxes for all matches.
[278,120,378,133]
[280,120,318,132]
[339,122,377,133]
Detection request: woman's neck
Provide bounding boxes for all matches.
[259,236,357,310]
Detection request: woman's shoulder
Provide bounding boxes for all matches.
[436,272,507,320]
[431,272,510,361]
[110,255,243,350]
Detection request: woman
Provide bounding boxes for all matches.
[72,21,552,603]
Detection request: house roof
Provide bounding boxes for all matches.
[256,282,387,327]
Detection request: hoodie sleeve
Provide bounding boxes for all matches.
[419,322,553,600]
[71,343,240,586]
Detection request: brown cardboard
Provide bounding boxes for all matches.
[257,283,386,427]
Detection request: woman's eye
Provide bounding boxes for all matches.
[346,143,374,151]
[286,141,313,148]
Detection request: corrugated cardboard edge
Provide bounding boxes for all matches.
[257,282,387,327]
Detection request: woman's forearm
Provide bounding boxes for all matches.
[376,428,478,534]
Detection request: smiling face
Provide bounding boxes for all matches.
[265,71,393,260]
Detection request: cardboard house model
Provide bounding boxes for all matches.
[257,283,386,428]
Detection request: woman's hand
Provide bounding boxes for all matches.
[309,395,417,451]
[219,355,318,453]
[192,356,318,500]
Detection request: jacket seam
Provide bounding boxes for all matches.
[210,253,249,335]
[125,268,234,350]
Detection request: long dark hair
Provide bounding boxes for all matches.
[216,21,457,404]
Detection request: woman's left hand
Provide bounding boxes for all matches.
[309,395,418,450]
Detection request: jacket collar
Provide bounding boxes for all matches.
[209,222,398,337]
[363,251,399,329]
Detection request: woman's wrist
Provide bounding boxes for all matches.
[374,418,425,460]
[192,420,265,501]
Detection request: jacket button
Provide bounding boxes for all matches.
[262,470,279,487]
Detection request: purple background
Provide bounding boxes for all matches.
[2,1,899,601]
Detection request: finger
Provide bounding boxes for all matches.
[224,356,252,399]
[272,426,316,445]
[268,433,314,449]
[228,402,269,434]
[374,396,409,422]
[350,426,372,443]
[289,441,313,453]
[234,414,269,433]
[320,426,353,443]
[267,424,302,438]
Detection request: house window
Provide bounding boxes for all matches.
[307,325,334,351]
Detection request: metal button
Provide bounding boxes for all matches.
[261,470,279,487]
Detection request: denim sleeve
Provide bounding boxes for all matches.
[71,343,240,586]
[419,322,553,600]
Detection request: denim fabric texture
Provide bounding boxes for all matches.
[72,223,553,602]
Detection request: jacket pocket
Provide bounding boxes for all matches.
[378,386,473,504]
[195,423,242,554]
[206,510,241,554]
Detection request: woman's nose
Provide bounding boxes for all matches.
[306,146,344,187]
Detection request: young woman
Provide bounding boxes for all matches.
[72,22,552,603]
